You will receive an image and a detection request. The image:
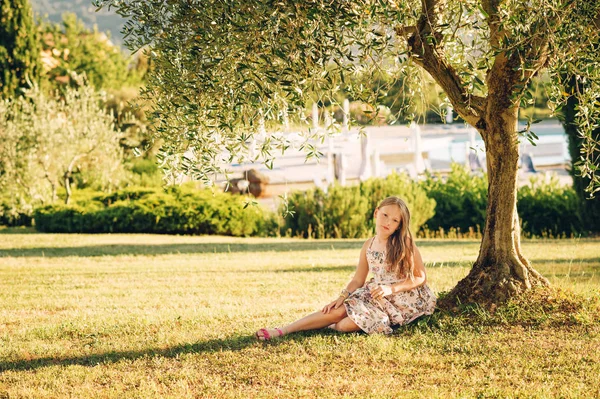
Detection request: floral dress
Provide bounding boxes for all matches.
[344,238,436,334]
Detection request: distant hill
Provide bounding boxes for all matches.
[30,0,127,48]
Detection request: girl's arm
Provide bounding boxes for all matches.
[389,243,426,294]
[345,239,370,292]
[322,239,370,313]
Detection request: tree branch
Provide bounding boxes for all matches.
[481,0,502,48]
[396,0,486,127]
[396,26,417,37]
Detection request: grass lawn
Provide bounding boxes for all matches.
[0,231,599,398]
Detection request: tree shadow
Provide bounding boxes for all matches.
[0,241,363,258]
[0,227,36,235]
[252,265,357,273]
[0,334,257,372]
[532,258,600,266]
[0,240,481,258]
[0,329,353,373]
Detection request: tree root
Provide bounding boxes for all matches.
[438,261,550,311]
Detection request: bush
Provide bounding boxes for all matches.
[421,164,488,233]
[518,175,584,237]
[282,173,435,238]
[283,185,370,238]
[0,201,33,227]
[421,164,584,237]
[33,185,276,237]
[359,172,436,233]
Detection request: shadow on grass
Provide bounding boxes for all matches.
[0,241,361,258]
[0,334,258,372]
[0,227,36,234]
[0,329,353,373]
[0,240,476,258]
[532,258,600,265]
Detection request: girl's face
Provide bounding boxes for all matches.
[374,204,402,239]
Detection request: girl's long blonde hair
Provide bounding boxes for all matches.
[378,196,415,280]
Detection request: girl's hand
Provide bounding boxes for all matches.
[369,284,393,300]
[322,296,346,313]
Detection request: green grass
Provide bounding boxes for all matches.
[0,233,599,398]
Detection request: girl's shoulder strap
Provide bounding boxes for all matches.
[368,236,376,249]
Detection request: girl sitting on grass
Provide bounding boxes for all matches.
[255,196,436,340]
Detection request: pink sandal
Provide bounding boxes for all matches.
[255,328,285,341]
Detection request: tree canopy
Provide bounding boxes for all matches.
[0,0,42,98]
[94,0,600,192]
[39,12,146,90]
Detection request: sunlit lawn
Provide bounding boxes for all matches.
[0,231,599,398]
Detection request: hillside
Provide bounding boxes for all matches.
[30,0,126,47]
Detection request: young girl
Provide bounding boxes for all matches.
[255,196,436,339]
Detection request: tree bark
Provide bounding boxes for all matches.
[64,171,72,205]
[442,107,549,306]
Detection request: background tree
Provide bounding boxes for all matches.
[0,0,42,98]
[39,12,146,90]
[0,82,126,207]
[93,0,600,305]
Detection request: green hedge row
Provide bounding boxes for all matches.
[282,173,436,238]
[33,185,278,236]
[5,165,592,238]
[284,165,589,238]
[421,165,586,237]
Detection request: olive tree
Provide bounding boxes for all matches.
[93,0,600,305]
[0,83,125,206]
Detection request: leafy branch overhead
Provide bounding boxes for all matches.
[94,0,600,194]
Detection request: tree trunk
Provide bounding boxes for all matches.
[64,172,72,205]
[44,172,57,203]
[443,107,549,307]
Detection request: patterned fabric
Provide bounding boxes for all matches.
[344,241,436,334]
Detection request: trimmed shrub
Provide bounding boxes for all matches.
[283,185,371,238]
[421,164,488,233]
[33,185,276,237]
[422,164,584,237]
[282,173,435,238]
[518,175,584,237]
[359,172,436,233]
[0,202,33,227]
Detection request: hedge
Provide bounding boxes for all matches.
[33,185,278,237]
[282,173,436,238]
[16,165,594,238]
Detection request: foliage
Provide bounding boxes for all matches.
[421,164,488,233]
[359,172,436,232]
[563,75,600,231]
[91,0,600,194]
[124,158,163,187]
[422,165,587,237]
[283,185,371,239]
[0,82,127,208]
[282,173,435,238]
[0,0,42,98]
[39,12,146,90]
[0,200,33,227]
[33,185,277,237]
[518,175,585,237]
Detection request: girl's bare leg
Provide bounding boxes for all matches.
[256,306,348,339]
[284,305,348,334]
[331,317,361,332]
